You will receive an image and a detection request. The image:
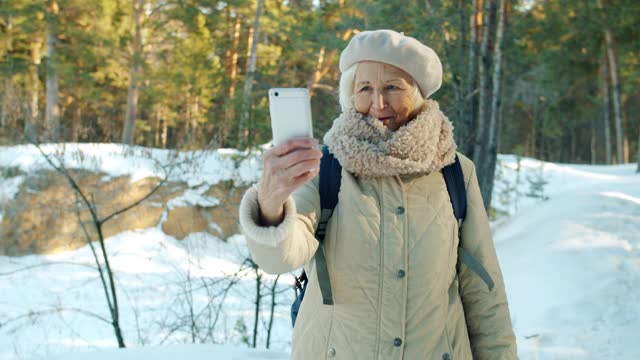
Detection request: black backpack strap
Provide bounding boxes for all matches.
[292,146,341,325]
[315,145,341,240]
[312,145,342,305]
[458,247,495,291]
[443,155,495,291]
[442,154,467,224]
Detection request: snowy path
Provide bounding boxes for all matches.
[495,164,640,359]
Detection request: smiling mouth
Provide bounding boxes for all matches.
[378,116,393,122]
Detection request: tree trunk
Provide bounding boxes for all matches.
[601,50,612,164]
[527,120,535,158]
[245,26,254,75]
[190,96,199,144]
[570,122,577,160]
[239,24,254,144]
[463,0,479,156]
[536,105,544,160]
[239,0,264,147]
[591,117,597,164]
[1,16,13,130]
[472,0,492,166]
[482,0,506,210]
[266,274,280,349]
[222,14,242,145]
[27,40,42,140]
[154,109,160,147]
[598,0,624,164]
[488,0,504,151]
[223,7,232,72]
[607,35,624,163]
[184,93,191,143]
[636,130,640,173]
[473,0,494,208]
[161,109,168,148]
[308,46,326,97]
[122,0,144,145]
[624,135,629,163]
[309,47,338,98]
[45,0,60,142]
[1,78,7,129]
[252,269,262,348]
[71,105,81,142]
[497,56,507,155]
[452,0,468,148]
[228,15,241,99]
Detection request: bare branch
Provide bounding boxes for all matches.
[29,141,102,230]
[100,157,172,224]
[0,307,111,329]
[28,139,127,347]
[0,261,95,276]
[73,193,115,317]
[100,175,167,224]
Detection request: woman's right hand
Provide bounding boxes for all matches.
[257,137,323,226]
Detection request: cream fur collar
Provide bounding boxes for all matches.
[323,99,457,178]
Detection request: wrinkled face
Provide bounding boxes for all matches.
[353,61,420,131]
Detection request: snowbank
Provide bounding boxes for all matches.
[2,143,639,359]
[46,344,288,360]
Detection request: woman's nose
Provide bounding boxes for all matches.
[372,91,386,111]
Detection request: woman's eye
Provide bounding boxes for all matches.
[358,86,372,92]
[386,85,400,90]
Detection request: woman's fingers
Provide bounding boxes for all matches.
[270,137,318,158]
[266,154,319,189]
[284,158,321,181]
[291,166,319,187]
[266,141,321,176]
[263,138,318,173]
[274,148,322,171]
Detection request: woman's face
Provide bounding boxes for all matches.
[353,61,420,131]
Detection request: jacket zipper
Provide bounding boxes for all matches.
[396,176,409,359]
[375,178,384,359]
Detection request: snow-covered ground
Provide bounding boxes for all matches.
[47,344,288,360]
[495,159,640,358]
[0,144,638,359]
[0,144,292,360]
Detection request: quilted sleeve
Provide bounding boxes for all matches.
[458,157,518,359]
[239,176,321,274]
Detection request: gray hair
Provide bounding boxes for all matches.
[338,63,425,112]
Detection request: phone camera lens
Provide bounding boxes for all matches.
[274,91,279,97]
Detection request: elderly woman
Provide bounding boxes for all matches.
[239,30,517,359]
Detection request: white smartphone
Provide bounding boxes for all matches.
[268,88,313,146]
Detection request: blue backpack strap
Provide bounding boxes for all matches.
[312,145,341,306]
[442,155,467,224]
[442,155,495,291]
[292,145,341,327]
[315,145,341,241]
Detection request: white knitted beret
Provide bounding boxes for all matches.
[339,29,443,98]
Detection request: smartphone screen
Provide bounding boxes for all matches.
[268,88,313,146]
